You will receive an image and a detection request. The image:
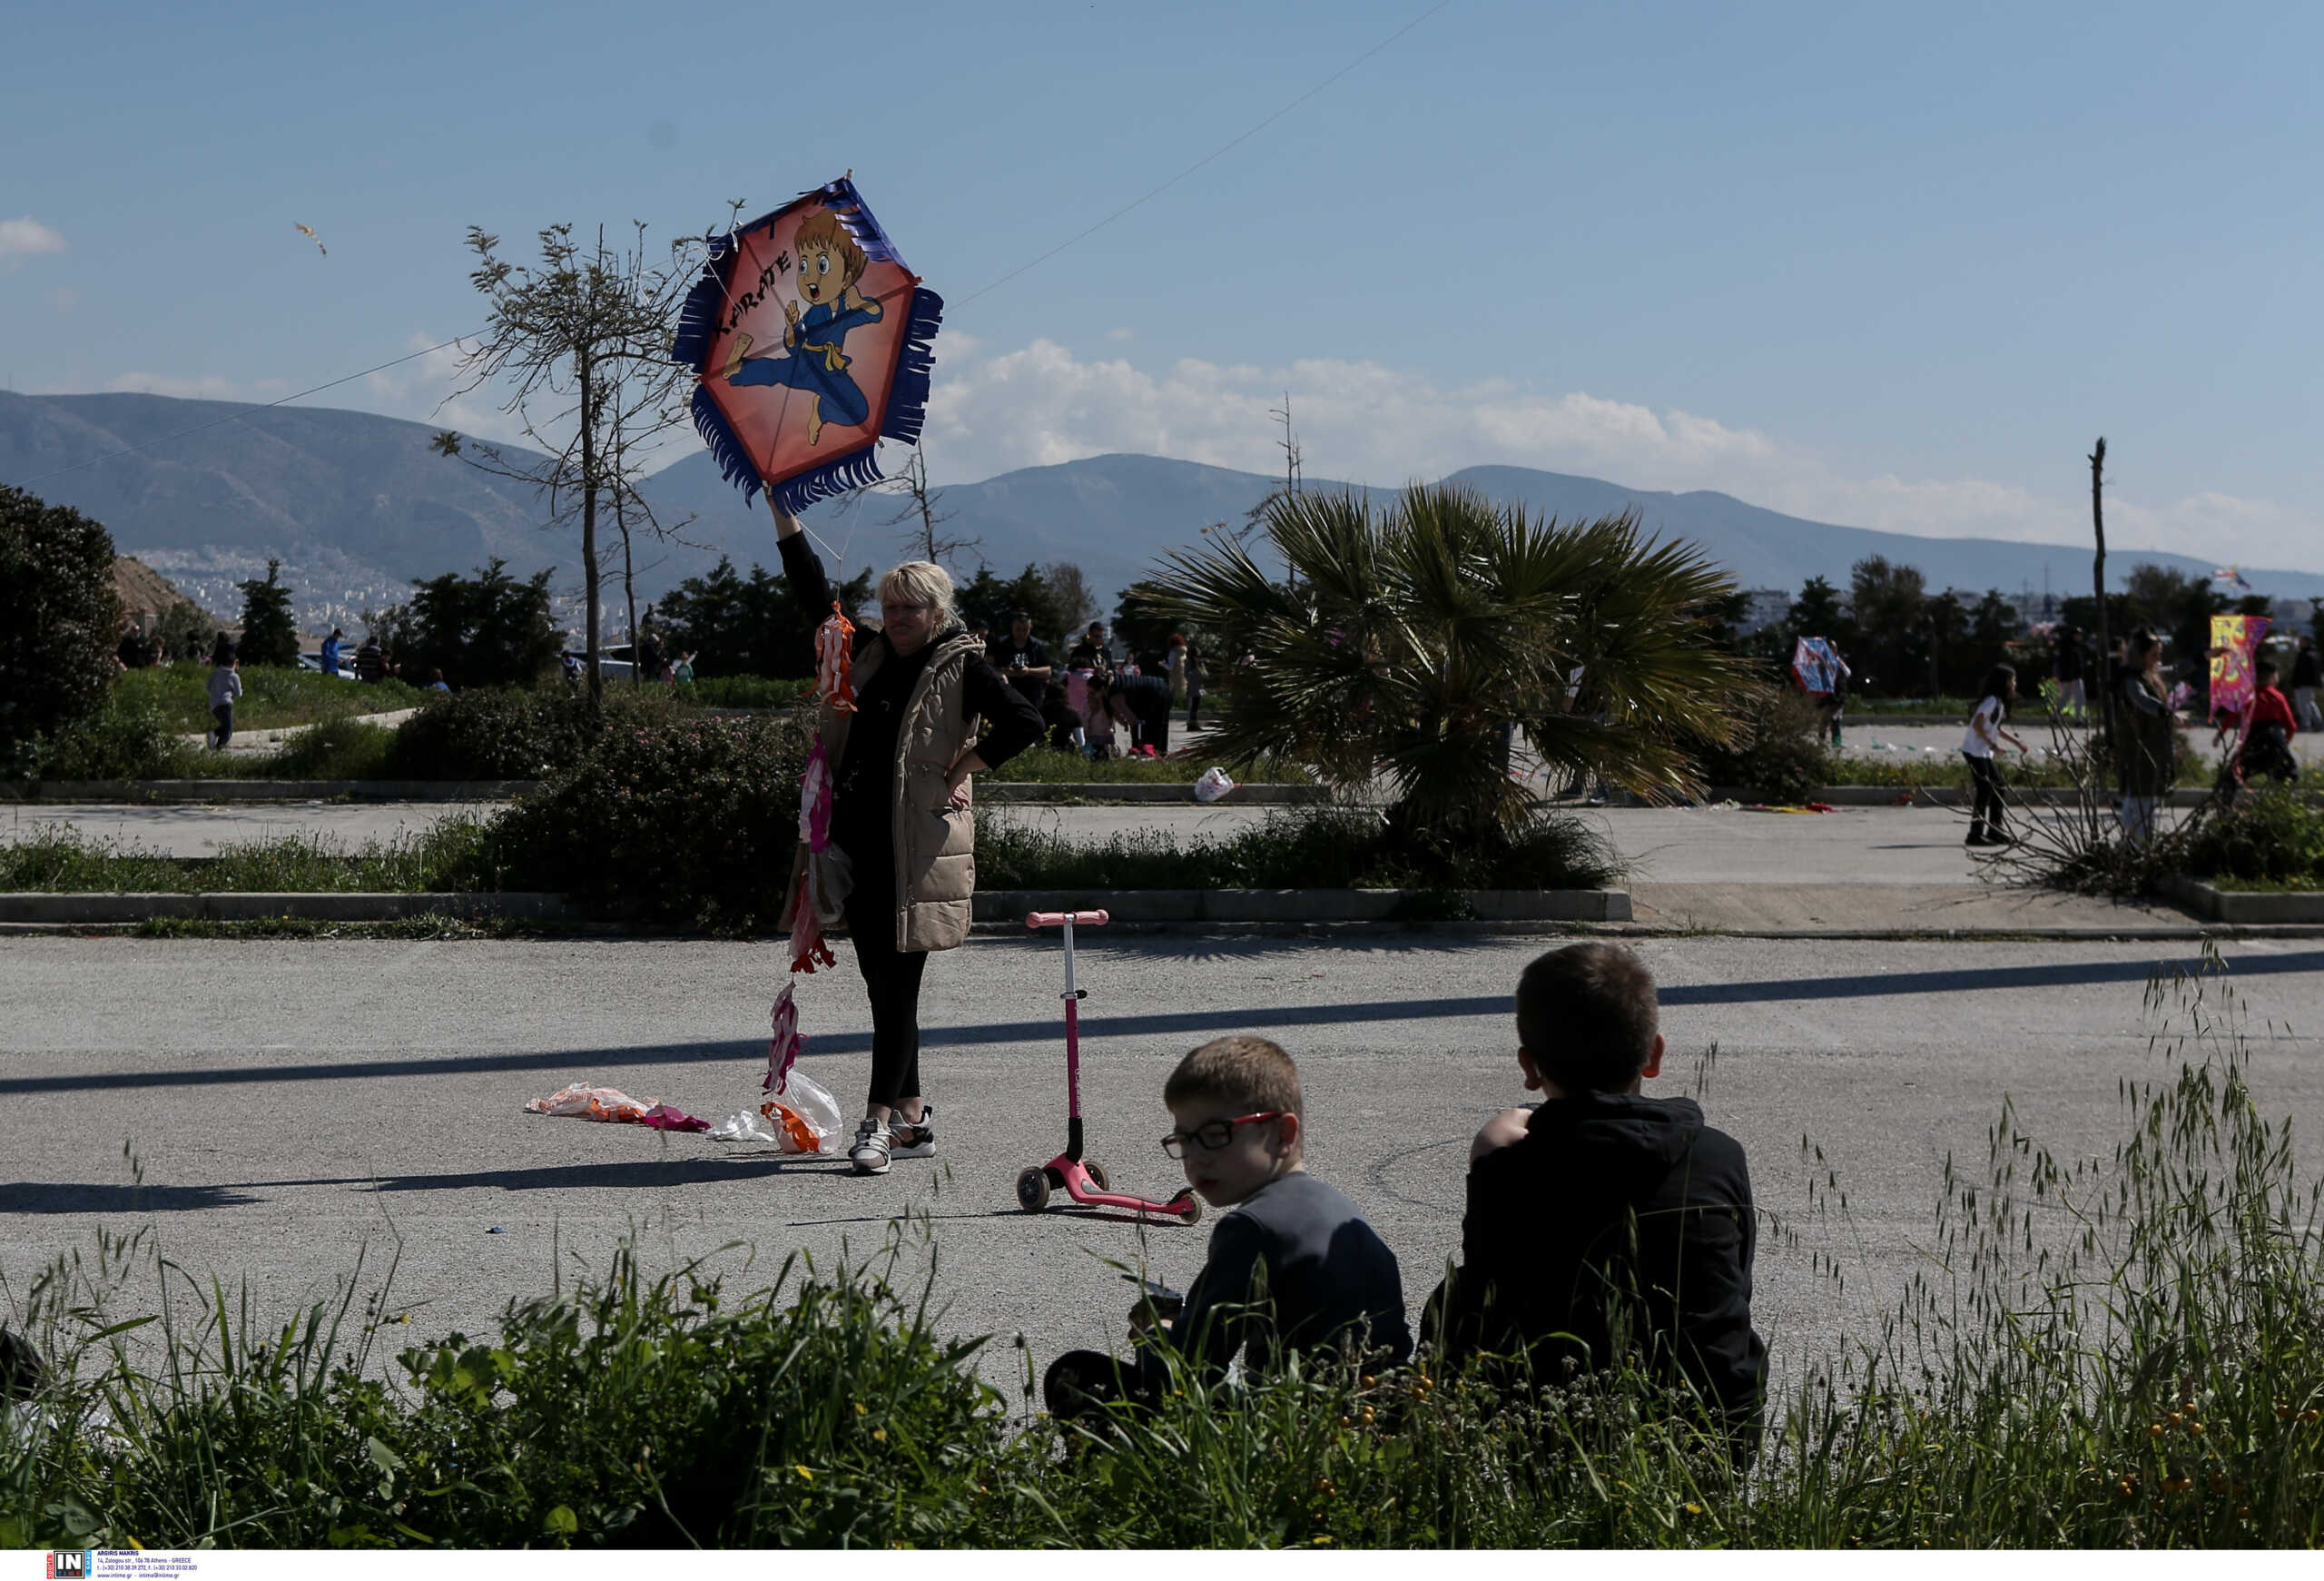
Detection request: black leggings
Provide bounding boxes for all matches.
[1965,752,2005,836]
[841,850,926,1111]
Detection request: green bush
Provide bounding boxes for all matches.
[979,808,1621,892]
[0,822,501,894]
[370,559,564,689]
[0,486,123,757]
[490,710,811,931]
[684,674,812,709]
[1687,687,1832,801]
[2179,786,2324,886]
[14,695,194,781]
[383,687,694,781]
[264,716,398,780]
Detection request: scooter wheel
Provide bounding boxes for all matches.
[1083,1161,1109,1192]
[1173,1189,1204,1225]
[1016,1166,1051,1213]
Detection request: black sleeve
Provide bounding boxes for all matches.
[964,653,1045,769]
[1162,1213,1268,1381]
[778,530,875,657]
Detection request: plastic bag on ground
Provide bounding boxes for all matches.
[1194,766,1237,804]
[527,1082,654,1123]
[714,1068,844,1154]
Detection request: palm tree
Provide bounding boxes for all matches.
[1146,483,1748,857]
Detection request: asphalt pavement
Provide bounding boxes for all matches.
[5,931,2318,1396]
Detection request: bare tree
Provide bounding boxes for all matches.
[877,449,980,568]
[433,221,706,699]
[1270,389,1303,496]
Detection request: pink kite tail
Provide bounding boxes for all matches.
[766,981,806,1094]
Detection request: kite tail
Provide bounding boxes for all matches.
[770,446,890,516]
[880,287,944,448]
[788,865,835,973]
[690,383,762,502]
[670,232,737,370]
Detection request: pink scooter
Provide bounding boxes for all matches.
[1015,909,1203,1224]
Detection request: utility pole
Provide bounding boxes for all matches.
[2091,438,2112,749]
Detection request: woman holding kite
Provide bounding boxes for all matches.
[775,505,1044,1175]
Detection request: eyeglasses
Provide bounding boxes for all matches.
[1160,1112,1284,1158]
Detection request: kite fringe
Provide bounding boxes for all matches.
[670,232,736,371]
[770,445,890,516]
[689,384,762,502]
[816,175,902,263]
[880,287,944,449]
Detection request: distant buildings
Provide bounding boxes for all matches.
[1735,588,1794,637]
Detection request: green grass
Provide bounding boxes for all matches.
[682,675,813,709]
[988,746,1310,785]
[0,823,503,894]
[114,661,429,734]
[1824,753,2088,789]
[4,959,2318,1547]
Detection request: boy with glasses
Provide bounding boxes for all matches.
[1044,1035,1410,1416]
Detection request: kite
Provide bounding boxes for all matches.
[293,222,326,258]
[1791,636,1843,697]
[670,176,942,515]
[2209,614,2270,722]
[2212,566,2252,592]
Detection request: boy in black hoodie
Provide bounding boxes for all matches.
[1425,944,1766,1456]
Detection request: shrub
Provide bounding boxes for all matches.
[0,485,123,756]
[233,558,300,667]
[1686,687,1831,801]
[655,555,873,680]
[491,709,811,932]
[978,807,1621,892]
[684,674,812,710]
[383,687,694,780]
[2178,786,2324,886]
[265,716,397,780]
[13,694,192,781]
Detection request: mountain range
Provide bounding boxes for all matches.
[5,390,2316,631]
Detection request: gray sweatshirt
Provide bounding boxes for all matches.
[206,667,243,708]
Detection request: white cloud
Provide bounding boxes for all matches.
[922,341,2323,573]
[0,216,66,265]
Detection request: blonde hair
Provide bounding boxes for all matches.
[879,560,955,626]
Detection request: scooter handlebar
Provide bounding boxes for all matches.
[1027,910,1109,929]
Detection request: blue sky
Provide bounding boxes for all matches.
[6,0,2320,569]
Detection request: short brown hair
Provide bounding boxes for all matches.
[1165,1035,1302,1117]
[793,209,868,287]
[1515,944,1659,1094]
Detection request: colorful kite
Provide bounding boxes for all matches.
[1791,636,1843,696]
[2209,614,2270,721]
[671,176,941,514]
[293,222,326,258]
[2212,565,2252,592]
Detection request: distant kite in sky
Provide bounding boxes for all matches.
[294,223,326,258]
[2213,565,2251,591]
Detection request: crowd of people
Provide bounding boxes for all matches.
[971,611,1206,760]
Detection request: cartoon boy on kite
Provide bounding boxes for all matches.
[719,208,883,447]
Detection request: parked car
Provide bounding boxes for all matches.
[299,651,357,680]
[561,645,635,679]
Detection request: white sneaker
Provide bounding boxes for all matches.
[888,1106,935,1161]
[849,1117,892,1175]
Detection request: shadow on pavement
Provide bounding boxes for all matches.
[0,1181,263,1213]
[9,951,2318,1099]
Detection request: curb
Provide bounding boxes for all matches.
[1707,785,2225,808]
[2158,874,2324,924]
[979,782,1324,805]
[5,780,539,804]
[0,892,572,924]
[973,887,1631,924]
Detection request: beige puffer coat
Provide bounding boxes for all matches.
[781,627,981,953]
